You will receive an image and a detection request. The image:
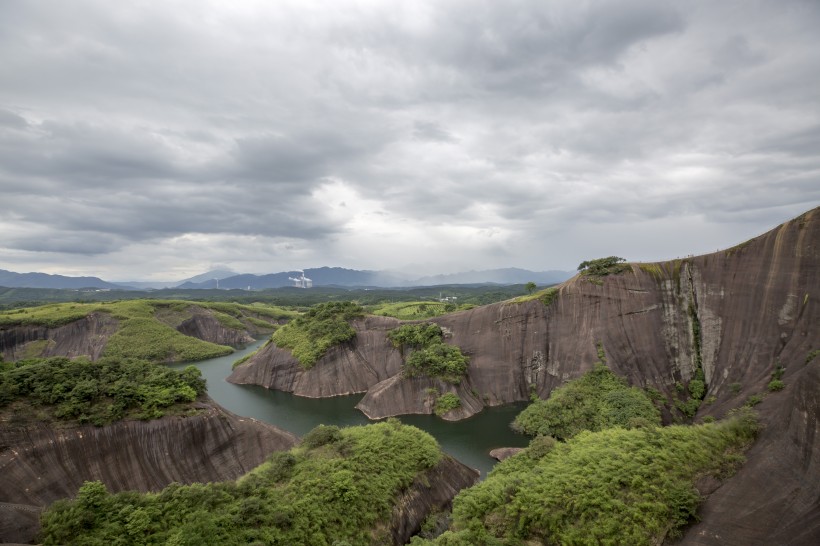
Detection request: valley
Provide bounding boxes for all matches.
[0,208,817,544]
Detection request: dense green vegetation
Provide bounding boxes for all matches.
[387,323,445,349]
[271,301,365,368]
[0,284,531,311]
[368,300,474,320]
[41,420,443,546]
[0,356,206,426]
[0,300,292,363]
[434,393,462,416]
[513,364,660,439]
[388,323,469,384]
[577,256,631,277]
[414,410,758,545]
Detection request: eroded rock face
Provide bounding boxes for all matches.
[230,209,819,544]
[0,306,276,363]
[176,312,255,347]
[389,455,479,545]
[0,312,118,362]
[233,209,818,423]
[0,400,298,543]
[679,360,820,546]
[229,315,406,397]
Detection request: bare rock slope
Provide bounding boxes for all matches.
[0,401,298,544]
[231,208,819,544]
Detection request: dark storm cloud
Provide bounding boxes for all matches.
[0,0,817,277]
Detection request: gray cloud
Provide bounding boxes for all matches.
[0,0,817,279]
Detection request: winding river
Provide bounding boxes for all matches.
[169,339,529,477]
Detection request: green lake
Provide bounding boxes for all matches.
[170,339,529,477]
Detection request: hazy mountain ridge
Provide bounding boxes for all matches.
[0,266,573,290]
[0,269,120,290]
[178,266,574,289]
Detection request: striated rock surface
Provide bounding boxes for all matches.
[233,209,818,422]
[0,400,298,543]
[0,304,276,363]
[229,315,406,397]
[679,358,820,546]
[388,455,479,545]
[175,311,255,347]
[230,208,819,544]
[0,312,118,362]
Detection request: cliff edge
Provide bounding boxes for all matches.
[0,400,298,544]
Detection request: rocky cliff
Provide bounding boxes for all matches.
[228,208,818,544]
[175,310,255,347]
[229,315,407,397]
[0,400,298,544]
[232,209,817,424]
[0,304,275,362]
[0,312,118,362]
[388,455,479,544]
[681,358,819,545]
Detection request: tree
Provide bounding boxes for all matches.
[525,282,537,294]
[577,257,629,276]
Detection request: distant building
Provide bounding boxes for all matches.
[289,271,313,288]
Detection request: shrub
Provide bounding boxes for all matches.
[389,323,469,383]
[419,412,759,546]
[688,379,706,400]
[272,302,364,368]
[577,256,630,277]
[434,393,461,416]
[301,424,343,449]
[404,344,469,384]
[513,364,660,440]
[388,323,443,349]
[767,379,785,392]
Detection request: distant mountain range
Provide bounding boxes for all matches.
[0,269,121,290]
[0,266,574,290]
[177,267,574,289]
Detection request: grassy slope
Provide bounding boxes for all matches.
[0,300,296,363]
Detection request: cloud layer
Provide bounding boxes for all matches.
[1,0,818,280]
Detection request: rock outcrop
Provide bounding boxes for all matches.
[681,357,819,546]
[233,209,818,423]
[489,447,524,461]
[388,455,479,544]
[0,304,277,363]
[229,208,819,544]
[229,315,406,397]
[0,400,298,544]
[175,311,255,347]
[0,312,118,362]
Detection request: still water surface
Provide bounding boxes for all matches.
[169,339,529,477]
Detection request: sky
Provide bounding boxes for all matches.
[0,0,818,282]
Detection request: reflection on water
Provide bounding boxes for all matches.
[170,339,529,477]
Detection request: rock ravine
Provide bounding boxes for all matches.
[230,208,819,544]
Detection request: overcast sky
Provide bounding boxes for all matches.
[1,0,818,281]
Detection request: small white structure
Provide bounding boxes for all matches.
[289,270,313,289]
